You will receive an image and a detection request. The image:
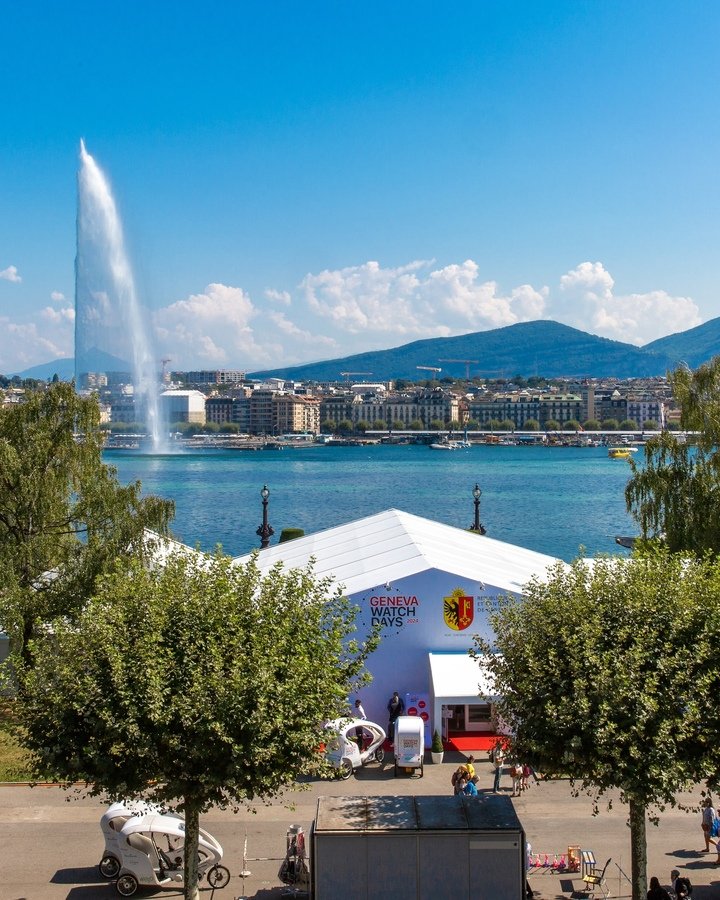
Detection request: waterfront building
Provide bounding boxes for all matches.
[183,369,247,386]
[160,389,206,425]
[272,394,321,435]
[627,396,665,428]
[205,395,251,431]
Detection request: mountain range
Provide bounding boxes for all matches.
[248,318,720,382]
[14,317,720,383]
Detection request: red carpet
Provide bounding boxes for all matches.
[445,735,500,752]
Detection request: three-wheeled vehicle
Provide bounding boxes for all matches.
[99,801,171,878]
[325,717,386,779]
[113,812,230,896]
[393,715,425,777]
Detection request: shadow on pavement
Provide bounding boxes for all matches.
[51,866,104,885]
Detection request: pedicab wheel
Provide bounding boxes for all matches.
[207,864,231,888]
[116,873,139,896]
[339,758,353,780]
[374,747,385,764]
[99,855,120,878]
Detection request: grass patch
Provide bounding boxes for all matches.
[0,699,33,782]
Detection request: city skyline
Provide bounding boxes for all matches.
[1,1,719,376]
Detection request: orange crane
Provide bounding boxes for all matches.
[438,358,479,380]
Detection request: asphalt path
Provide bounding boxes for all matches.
[1,752,719,899]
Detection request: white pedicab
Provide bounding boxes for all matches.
[325,717,386,779]
[99,801,173,879]
[113,812,230,897]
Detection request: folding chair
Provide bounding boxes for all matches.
[582,856,611,898]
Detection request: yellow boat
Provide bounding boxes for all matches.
[608,446,638,459]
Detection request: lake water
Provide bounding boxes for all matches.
[107,443,638,562]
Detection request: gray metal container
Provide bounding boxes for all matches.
[311,794,525,899]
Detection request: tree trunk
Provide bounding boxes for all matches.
[183,797,200,900]
[629,796,647,900]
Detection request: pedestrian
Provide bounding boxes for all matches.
[670,869,693,897]
[510,763,523,797]
[646,876,671,900]
[492,743,505,793]
[521,763,531,791]
[701,797,717,852]
[386,690,404,744]
[452,765,469,795]
[462,778,478,797]
[354,699,366,747]
[465,755,479,785]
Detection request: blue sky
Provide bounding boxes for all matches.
[1,1,719,374]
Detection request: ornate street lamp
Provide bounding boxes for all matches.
[256,484,274,549]
[470,483,486,535]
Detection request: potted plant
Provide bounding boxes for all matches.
[430,729,444,764]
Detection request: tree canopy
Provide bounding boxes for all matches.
[0,383,174,664]
[626,356,720,555]
[20,550,379,900]
[474,548,720,900]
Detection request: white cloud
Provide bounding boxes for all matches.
[154,283,279,369]
[0,316,72,373]
[300,258,547,338]
[50,290,66,302]
[555,261,701,344]
[0,265,21,283]
[264,288,292,306]
[41,305,75,324]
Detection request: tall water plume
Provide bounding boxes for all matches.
[75,139,165,449]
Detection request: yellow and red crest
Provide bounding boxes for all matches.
[443,588,474,631]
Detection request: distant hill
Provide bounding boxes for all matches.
[16,348,130,381]
[249,320,679,381]
[644,316,720,368]
[14,317,720,383]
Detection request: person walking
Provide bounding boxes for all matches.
[646,876,671,899]
[670,869,693,897]
[354,699,366,747]
[701,797,717,852]
[386,690,404,745]
[491,743,505,793]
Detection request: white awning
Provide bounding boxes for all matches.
[428,651,499,704]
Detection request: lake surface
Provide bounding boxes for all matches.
[107,443,638,562]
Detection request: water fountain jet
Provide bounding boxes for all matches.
[75,140,166,451]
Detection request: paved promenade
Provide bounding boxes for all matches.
[1,752,719,899]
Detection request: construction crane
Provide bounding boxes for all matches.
[340,371,372,383]
[438,358,479,380]
[416,365,442,385]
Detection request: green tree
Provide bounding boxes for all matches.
[620,419,639,431]
[20,551,379,900]
[392,419,406,431]
[626,358,720,555]
[564,419,582,431]
[0,383,174,664]
[408,419,424,431]
[355,420,370,433]
[601,418,620,431]
[523,419,540,431]
[320,419,337,434]
[544,419,560,431]
[337,419,354,435]
[474,549,719,900]
[583,419,601,431]
[499,419,515,431]
[642,420,658,431]
[373,419,387,431]
[429,419,445,431]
